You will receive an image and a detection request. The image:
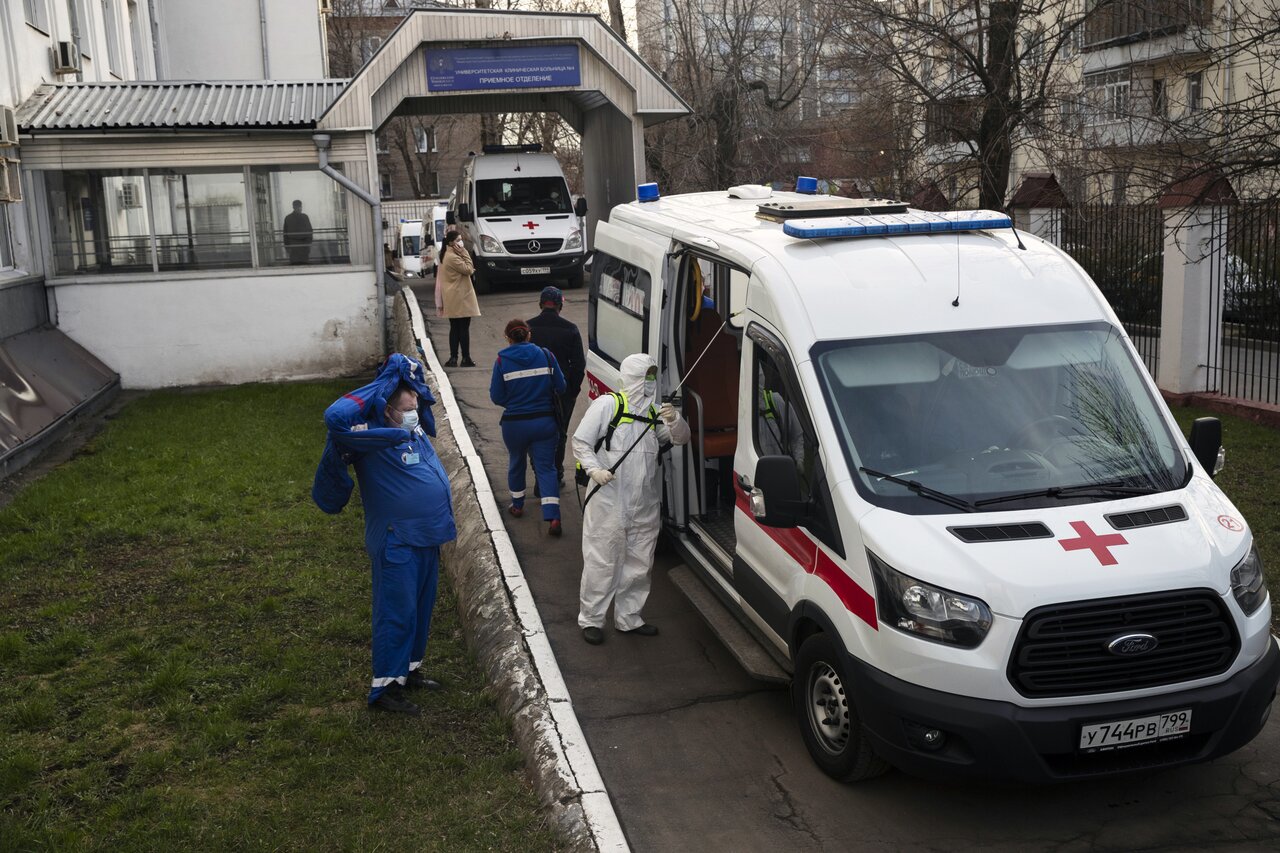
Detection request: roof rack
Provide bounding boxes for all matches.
[481,143,543,154]
[756,197,908,222]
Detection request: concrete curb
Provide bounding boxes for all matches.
[391,289,629,852]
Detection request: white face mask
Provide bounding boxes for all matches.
[398,409,419,431]
[643,379,656,396]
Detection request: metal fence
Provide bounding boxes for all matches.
[1062,204,1165,375]
[1207,200,1280,405]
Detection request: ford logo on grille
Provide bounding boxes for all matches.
[527,240,541,253]
[1107,633,1159,656]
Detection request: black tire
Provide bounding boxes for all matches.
[565,266,585,290]
[472,262,492,295]
[792,633,891,782]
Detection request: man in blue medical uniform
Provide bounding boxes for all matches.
[318,354,456,716]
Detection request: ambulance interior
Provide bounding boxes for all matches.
[674,256,744,559]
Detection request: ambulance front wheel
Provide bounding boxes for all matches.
[793,633,890,782]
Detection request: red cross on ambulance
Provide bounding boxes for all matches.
[1058,520,1128,566]
[522,220,540,232]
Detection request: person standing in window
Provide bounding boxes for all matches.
[434,229,480,367]
[283,200,313,265]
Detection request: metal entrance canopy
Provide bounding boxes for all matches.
[320,8,691,233]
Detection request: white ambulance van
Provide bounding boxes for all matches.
[584,180,1279,783]
[448,144,588,293]
[398,219,428,278]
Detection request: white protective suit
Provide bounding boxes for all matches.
[574,353,690,630]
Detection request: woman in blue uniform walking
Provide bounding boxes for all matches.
[490,319,567,535]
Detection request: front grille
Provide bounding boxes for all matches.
[1009,590,1238,698]
[949,522,1052,543]
[1106,504,1188,530]
[503,238,563,255]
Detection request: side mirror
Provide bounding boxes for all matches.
[574,197,588,218]
[457,204,474,223]
[752,455,805,528]
[445,210,456,225]
[1189,417,1224,478]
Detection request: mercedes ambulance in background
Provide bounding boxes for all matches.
[583,180,1279,783]
[448,144,588,293]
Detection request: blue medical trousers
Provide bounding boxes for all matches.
[368,534,440,703]
[501,415,561,521]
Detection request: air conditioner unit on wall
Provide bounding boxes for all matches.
[0,158,22,204]
[0,106,18,148]
[53,41,82,75]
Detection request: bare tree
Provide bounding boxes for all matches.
[640,0,835,192]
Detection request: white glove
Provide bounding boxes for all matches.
[658,403,679,425]
[589,468,615,487]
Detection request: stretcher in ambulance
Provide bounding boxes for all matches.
[583,179,1279,783]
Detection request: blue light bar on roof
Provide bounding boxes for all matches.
[782,209,1013,239]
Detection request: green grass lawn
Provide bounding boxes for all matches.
[1169,405,1280,623]
[0,382,560,852]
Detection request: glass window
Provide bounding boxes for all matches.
[102,0,124,75]
[150,168,250,271]
[813,323,1188,515]
[589,252,650,366]
[44,170,153,275]
[75,0,92,58]
[0,204,13,270]
[24,0,51,32]
[250,166,351,267]
[753,343,817,500]
[380,173,391,199]
[414,126,435,153]
[476,177,572,216]
[1186,71,1202,114]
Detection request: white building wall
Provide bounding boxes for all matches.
[154,0,323,80]
[49,270,380,388]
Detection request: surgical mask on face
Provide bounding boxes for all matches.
[643,379,656,396]
[398,409,420,431]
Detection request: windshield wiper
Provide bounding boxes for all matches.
[973,480,1162,508]
[859,467,976,513]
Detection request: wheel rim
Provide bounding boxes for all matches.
[806,662,850,755]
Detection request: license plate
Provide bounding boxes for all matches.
[1079,709,1192,752]
[521,266,551,276]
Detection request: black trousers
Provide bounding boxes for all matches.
[550,391,576,479]
[448,317,471,360]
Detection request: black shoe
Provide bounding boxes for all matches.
[582,626,604,645]
[370,687,421,716]
[460,358,476,367]
[621,624,659,637]
[548,519,562,537]
[443,357,458,367]
[405,671,443,692]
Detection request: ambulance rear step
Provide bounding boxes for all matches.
[669,564,790,683]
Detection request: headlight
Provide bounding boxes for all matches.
[1230,543,1267,615]
[868,551,992,648]
[564,228,582,250]
[480,234,504,254]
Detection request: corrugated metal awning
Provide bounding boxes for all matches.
[16,80,350,133]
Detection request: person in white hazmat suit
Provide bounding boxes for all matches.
[573,353,690,645]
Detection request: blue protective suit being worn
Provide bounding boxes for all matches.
[489,342,567,520]
[319,354,456,703]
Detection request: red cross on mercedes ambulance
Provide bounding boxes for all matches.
[447,144,589,293]
[582,178,1278,783]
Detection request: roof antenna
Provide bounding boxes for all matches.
[952,230,961,307]
[1006,210,1027,250]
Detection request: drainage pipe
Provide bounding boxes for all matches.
[313,132,387,357]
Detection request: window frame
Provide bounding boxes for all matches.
[24,0,51,34]
[588,250,652,368]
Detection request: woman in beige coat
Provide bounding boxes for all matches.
[434,229,480,367]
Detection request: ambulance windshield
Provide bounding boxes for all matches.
[476,178,572,216]
[814,322,1188,514]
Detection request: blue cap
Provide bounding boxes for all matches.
[796,176,819,194]
[637,182,661,202]
[539,285,563,307]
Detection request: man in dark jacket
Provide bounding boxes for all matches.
[527,285,586,484]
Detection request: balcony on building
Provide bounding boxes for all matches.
[1082,0,1212,71]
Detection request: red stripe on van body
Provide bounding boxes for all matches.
[733,477,877,629]
[586,371,612,400]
